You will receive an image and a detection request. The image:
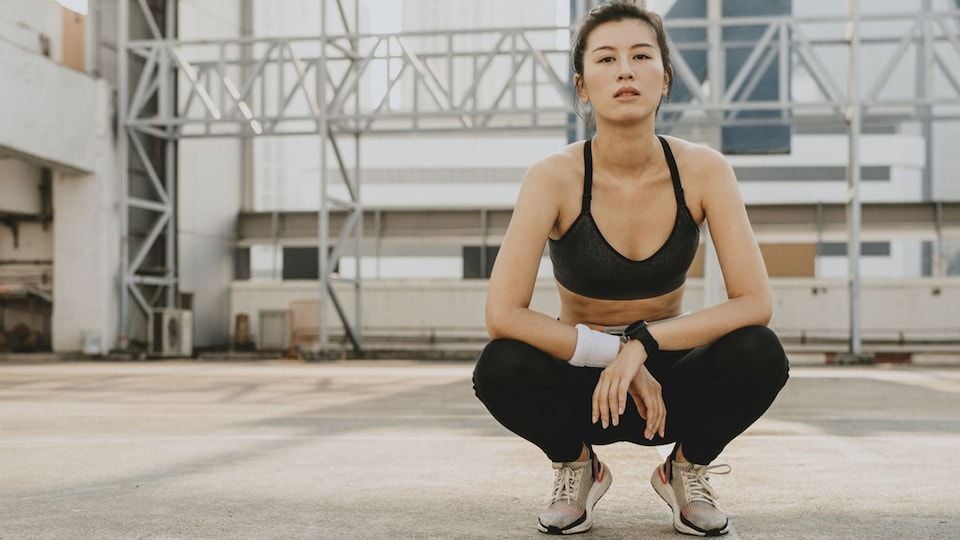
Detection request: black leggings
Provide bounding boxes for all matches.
[472,325,790,465]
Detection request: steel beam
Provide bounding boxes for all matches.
[847,0,863,356]
[235,202,960,245]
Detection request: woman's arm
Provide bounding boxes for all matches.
[645,145,772,351]
[485,155,580,361]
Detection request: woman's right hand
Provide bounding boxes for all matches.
[628,365,666,440]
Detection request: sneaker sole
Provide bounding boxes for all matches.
[537,464,613,535]
[650,466,730,537]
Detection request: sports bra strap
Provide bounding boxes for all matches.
[583,136,685,214]
[581,138,593,215]
[657,135,687,207]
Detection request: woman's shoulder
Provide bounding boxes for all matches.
[659,134,734,191]
[659,134,730,169]
[658,135,735,222]
[520,141,585,190]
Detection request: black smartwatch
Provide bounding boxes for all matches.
[623,320,660,357]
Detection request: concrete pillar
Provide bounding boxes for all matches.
[51,80,120,353]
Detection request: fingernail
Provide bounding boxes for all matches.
[602,421,608,429]
[619,407,624,414]
[613,418,618,426]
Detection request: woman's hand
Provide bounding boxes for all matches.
[592,340,647,428]
[629,364,666,440]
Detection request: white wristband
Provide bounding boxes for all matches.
[569,324,622,368]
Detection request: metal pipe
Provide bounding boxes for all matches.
[846,0,862,355]
[374,208,382,279]
[164,0,177,309]
[318,0,330,351]
[118,0,130,349]
[480,208,488,278]
[707,0,725,147]
[353,0,363,350]
[920,0,934,201]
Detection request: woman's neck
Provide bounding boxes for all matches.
[591,117,660,181]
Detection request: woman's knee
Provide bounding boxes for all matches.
[717,325,790,386]
[472,338,542,398]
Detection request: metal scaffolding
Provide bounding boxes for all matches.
[116,0,960,354]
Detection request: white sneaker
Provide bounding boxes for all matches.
[537,451,612,535]
[651,457,732,536]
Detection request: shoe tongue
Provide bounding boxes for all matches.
[554,459,591,470]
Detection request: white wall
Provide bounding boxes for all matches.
[817,239,924,279]
[0,222,52,262]
[254,135,564,210]
[231,276,704,348]
[51,78,119,353]
[0,160,44,214]
[733,134,924,203]
[0,5,119,352]
[0,1,64,62]
[230,276,960,348]
[178,140,241,347]
[0,38,100,173]
[177,0,244,347]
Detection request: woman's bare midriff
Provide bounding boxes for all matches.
[557,280,686,331]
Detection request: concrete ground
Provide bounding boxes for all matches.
[0,360,958,539]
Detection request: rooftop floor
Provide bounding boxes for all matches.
[1,360,958,538]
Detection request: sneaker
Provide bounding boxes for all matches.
[537,450,612,535]
[651,457,732,536]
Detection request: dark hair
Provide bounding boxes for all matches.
[571,0,674,119]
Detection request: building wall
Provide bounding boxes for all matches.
[0,3,120,353]
[177,0,244,347]
[230,277,960,349]
[0,160,44,214]
[243,0,955,283]
[790,0,960,201]
[0,37,100,173]
[0,1,64,62]
[0,222,52,262]
[50,79,120,353]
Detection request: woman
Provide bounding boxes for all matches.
[472,1,790,536]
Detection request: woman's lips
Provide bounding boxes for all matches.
[614,93,640,101]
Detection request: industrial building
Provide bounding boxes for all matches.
[1,0,959,358]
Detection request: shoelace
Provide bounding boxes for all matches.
[679,463,731,507]
[551,464,583,506]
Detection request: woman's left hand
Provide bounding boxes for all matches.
[592,340,648,428]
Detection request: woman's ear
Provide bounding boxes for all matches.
[662,68,673,96]
[575,74,589,103]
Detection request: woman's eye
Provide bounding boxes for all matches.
[635,54,650,60]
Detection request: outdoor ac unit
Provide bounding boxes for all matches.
[148,309,193,357]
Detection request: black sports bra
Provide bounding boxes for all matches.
[547,136,701,300]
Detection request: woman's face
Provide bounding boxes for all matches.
[577,19,668,123]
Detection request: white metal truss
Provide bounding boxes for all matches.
[117,0,178,349]
[116,0,960,354]
[123,5,960,136]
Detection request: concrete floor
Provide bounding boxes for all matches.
[0,360,958,539]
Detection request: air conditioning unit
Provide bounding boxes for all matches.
[148,309,193,357]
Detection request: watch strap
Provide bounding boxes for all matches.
[626,320,660,357]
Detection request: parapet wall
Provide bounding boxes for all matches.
[230,278,960,350]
